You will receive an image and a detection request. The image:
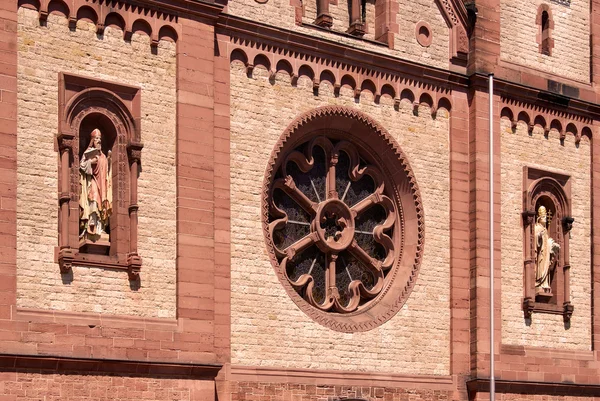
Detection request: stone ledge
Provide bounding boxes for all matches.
[0,353,223,378]
[467,378,600,396]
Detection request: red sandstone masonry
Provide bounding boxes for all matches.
[467,0,500,75]
[0,0,229,372]
[468,86,502,378]
[449,89,471,399]
[0,0,17,328]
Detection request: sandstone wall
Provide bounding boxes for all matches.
[500,0,590,82]
[229,380,453,401]
[500,118,591,349]
[16,8,177,318]
[0,370,211,400]
[226,0,450,69]
[229,61,451,374]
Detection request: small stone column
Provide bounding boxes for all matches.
[127,142,143,280]
[57,133,75,273]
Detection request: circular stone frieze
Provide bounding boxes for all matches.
[262,106,425,333]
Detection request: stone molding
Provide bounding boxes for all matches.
[227,43,455,117]
[18,0,181,49]
[467,378,600,397]
[261,106,425,332]
[499,98,593,145]
[521,167,574,321]
[226,365,454,390]
[56,72,143,280]
[0,353,222,378]
[536,4,555,56]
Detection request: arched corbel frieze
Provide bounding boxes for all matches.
[18,0,180,51]
[228,45,451,119]
[499,101,592,146]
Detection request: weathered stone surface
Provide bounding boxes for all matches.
[500,0,590,82]
[229,62,451,374]
[16,9,177,318]
[500,118,591,349]
[226,0,450,69]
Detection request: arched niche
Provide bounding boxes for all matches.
[522,166,573,322]
[56,73,143,280]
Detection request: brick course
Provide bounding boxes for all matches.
[230,381,452,401]
[0,369,214,400]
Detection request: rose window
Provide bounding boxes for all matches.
[268,137,397,312]
[263,107,424,332]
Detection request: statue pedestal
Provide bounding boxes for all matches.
[535,287,553,302]
[79,236,110,255]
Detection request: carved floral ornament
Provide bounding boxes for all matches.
[262,107,424,332]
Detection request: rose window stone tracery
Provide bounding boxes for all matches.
[269,137,397,313]
[263,107,425,332]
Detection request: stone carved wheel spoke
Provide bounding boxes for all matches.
[269,136,395,313]
[264,107,424,332]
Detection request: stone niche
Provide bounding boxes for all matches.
[56,73,143,280]
[521,166,574,321]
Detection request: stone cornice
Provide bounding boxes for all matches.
[112,0,224,21]
[471,73,600,122]
[217,14,471,91]
[0,354,223,378]
[467,378,600,396]
[227,365,454,390]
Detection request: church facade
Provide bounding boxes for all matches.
[1,0,600,399]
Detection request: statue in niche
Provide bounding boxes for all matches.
[79,128,112,244]
[534,205,560,293]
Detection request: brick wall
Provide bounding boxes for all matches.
[500,118,592,349]
[16,9,177,318]
[229,62,451,375]
[0,370,213,400]
[500,0,590,82]
[394,0,449,69]
[229,381,452,401]
[226,0,451,69]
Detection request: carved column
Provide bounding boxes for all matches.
[562,216,575,321]
[347,0,366,36]
[127,142,143,280]
[57,133,76,273]
[315,0,333,28]
[522,210,536,318]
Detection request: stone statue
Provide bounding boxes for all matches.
[534,205,560,292]
[79,129,112,243]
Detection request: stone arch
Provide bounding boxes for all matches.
[536,4,554,55]
[230,48,248,67]
[437,97,452,113]
[380,84,396,100]
[522,167,573,321]
[105,12,126,33]
[158,25,178,42]
[275,59,294,76]
[131,18,153,38]
[76,5,98,25]
[57,75,142,278]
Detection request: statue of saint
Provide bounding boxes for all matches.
[534,205,560,292]
[79,129,112,243]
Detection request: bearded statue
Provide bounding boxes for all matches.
[79,129,112,243]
